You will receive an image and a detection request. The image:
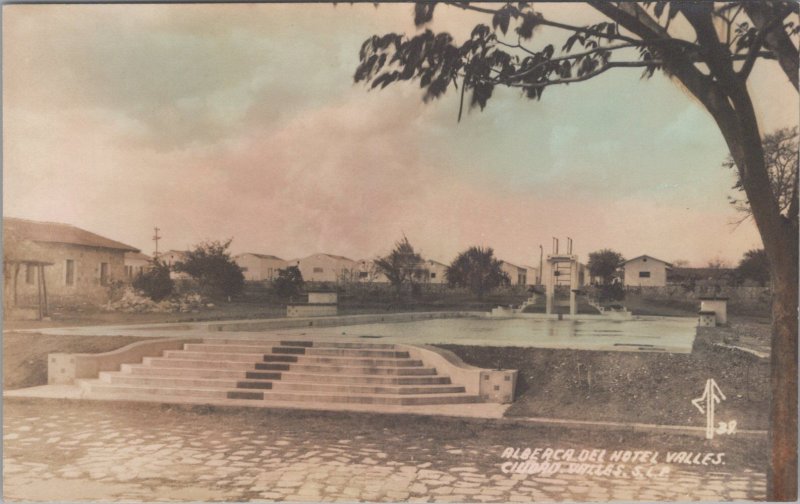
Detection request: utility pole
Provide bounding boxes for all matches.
[152,227,162,258]
[538,245,543,285]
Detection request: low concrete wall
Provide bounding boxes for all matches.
[286,304,338,318]
[400,344,518,404]
[48,337,200,385]
[205,311,479,332]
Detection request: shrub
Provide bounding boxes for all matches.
[173,239,244,299]
[272,266,304,300]
[133,260,173,301]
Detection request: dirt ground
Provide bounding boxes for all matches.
[2,334,149,390]
[441,341,769,430]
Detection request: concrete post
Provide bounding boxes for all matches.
[545,258,553,315]
[570,259,578,316]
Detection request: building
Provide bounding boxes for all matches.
[234,253,287,282]
[156,249,190,279]
[424,259,448,284]
[124,252,151,280]
[622,255,672,287]
[289,253,357,283]
[355,259,388,283]
[3,217,139,304]
[523,265,540,285]
[499,261,528,286]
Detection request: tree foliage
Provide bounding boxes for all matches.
[446,246,509,299]
[374,236,428,296]
[132,260,174,301]
[272,266,305,300]
[737,248,771,287]
[173,239,244,299]
[587,249,625,285]
[354,3,800,497]
[725,126,799,223]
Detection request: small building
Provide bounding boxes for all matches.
[124,252,151,281]
[424,259,448,284]
[3,217,139,304]
[289,253,357,283]
[499,261,528,286]
[523,265,540,286]
[234,253,287,282]
[622,255,672,287]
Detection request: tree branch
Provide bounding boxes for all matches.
[743,2,799,91]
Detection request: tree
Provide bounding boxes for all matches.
[272,266,305,300]
[446,246,509,299]
[587,249,625,285]
[725,127,799,224]
[374,235,428,298]
[737,249,771,287]
[354,2,798,498]
[132,259,173,301]
[173,239,244,299]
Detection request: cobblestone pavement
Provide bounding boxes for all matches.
[4,400,766,502]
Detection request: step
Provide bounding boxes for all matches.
[267,356,424,367]
[259,391,481,406]
[254,362,438,376]
[202,338,396,350]
[305,348,410,358]
[162,350,266,362]
[278,372,451,386]
[87,383,232,399]
[83,383,480,405]
[100,372,238,389]
[269,381,465,395]
[121,364,248,380]
[143,357,254,370]
[185,343,410,359]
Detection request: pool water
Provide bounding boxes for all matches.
[300,316,697,353]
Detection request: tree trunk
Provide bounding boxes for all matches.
[768,232,798,501]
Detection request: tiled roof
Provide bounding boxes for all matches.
[240,253,285,261]
[125,251,152,261]
[622,255,672,267]
[4,218,139,253]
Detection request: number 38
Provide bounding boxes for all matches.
[716,420,737,435]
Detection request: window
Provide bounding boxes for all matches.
[639,271,651,278]
[313,267,323,273]
[65,260,75,286]
[25,265,35,285]
[430,272,436,279]
[125,265,133,278]
[240,267,249,272]
[100,262,109,286]
[359,271,369,278]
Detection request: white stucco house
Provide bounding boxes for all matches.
[234,253,287,282]
[499,261,528,286]
[289,253,357,283]
[622,255,672,287]
[424,259,448,284]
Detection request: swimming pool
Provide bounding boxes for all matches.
[293,316,697,353]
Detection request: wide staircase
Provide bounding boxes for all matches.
[82,339,481,406]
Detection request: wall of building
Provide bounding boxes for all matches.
[124,258,150,281]
[292,255,357,283]
[623,257,668,287]
[235,254,287,282]
[12,243,127,304]
[425,261,448,284]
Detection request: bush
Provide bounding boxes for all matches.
[173,240,244,299]
[133,260,173,301]
[272,266,304,300]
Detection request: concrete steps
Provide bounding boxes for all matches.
[81,339,481,406]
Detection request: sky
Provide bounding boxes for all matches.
[4,3,798,267]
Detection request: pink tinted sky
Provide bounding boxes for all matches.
[4,3,797,267]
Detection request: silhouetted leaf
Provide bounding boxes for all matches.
[414,3,436,27]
